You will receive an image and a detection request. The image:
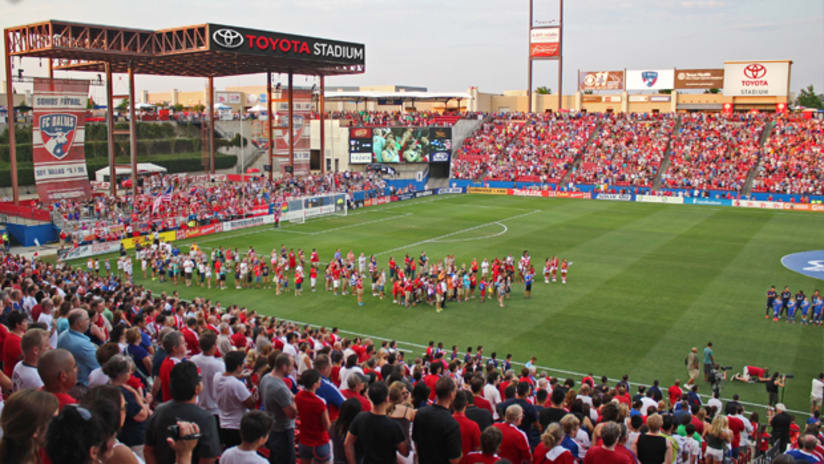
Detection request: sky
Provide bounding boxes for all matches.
[2,0,823,99]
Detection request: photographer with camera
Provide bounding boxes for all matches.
[144,361,221,464]
[707,364,730,398]
[766,372,787,407]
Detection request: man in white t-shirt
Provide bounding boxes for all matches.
[811,373,824,413]
[484,372,503,420]
[36,298,58,348]
[219,410,272,464]
[191,332,224,417]
[11,328,50,392]
[215,350,256,448]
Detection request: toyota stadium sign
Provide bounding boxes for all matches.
[723,61,790,96]
[209,24,365,66]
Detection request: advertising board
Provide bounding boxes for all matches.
[626,69,675,91]
[595,193,633,201]
[579,71,624,91]
[635,195,684,205]
[674,69,724,89]
[723,61,790,96]
[529,27,560,58]
[349,127,373,164]
[467,187,508,195]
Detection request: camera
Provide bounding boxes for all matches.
[784,374,794,379]
[720,366,733,370]
[167,424,201,441]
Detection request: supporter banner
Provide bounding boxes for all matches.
[730,199,824,213]
[414,190,433,198]
[273,89,312,160]
[368,127,452,163]
[723,61,790,96]
[683,198,732,207]
[467,187,508,195]
[33,78,93,203]
[595,193,633,201]
[396,192,415,201]
[121,230,177,250]
[674,69,724,89]
[58,240,121,261]
[223,214,275,232]
[176,223,223,240]
[625,69,675,91]
[529,27,560,58]
[435,187,465,195]
[578,71,624,91]
[553,192,592,199]
[635,195,684,205]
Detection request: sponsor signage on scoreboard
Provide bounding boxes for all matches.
[349,127,373,164]
[209,24,365,66]
[723,61,790,96]
[578,71,624,91]
[32,78,93,203]
[674,68,724,89]
[529,27,560,58]
[625,69,675,91]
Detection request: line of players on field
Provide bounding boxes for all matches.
[93,241,571,311]
[766,285,823,324]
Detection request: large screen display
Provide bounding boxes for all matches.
[349,126,452,164]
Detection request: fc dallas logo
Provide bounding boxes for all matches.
[39,113,77,160]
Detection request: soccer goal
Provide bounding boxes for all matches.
[282,192,347,224]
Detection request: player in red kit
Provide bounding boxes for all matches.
[560,258,568,284]
[310,266,317,292]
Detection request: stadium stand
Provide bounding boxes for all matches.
[753,117,824,195]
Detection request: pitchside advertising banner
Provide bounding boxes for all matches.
[723,61,791,96]
[529,27,560,58]
[674,69,724,89]
[33,78,93,203]
[354,127,452,164]
[625,69,675,91]
[578,71,625,91]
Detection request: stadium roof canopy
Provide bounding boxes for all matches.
[5,20,366,76]
[324,90,471,102]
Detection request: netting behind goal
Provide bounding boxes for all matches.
[282,193,347,224]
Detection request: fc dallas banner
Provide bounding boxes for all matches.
[273,89,312,176]
[33,78,92,203]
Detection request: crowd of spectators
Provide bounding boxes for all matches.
[452,113,598,182]
[753,117,824,195]
[655,113,767,192]
[53,171,386,245]
[0,248,820,463]
[572,114,676,187]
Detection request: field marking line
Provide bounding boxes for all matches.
[277,315,810,416]
[347,195,451,216]
[374,210,542,257]
[431,222,508,243]
[301,213,413,236]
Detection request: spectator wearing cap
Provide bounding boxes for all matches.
[770,403,793,452]
[341,371,372,413]
[57,308,99,386]
[144,361,221,464]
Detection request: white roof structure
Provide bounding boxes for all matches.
[323,90,471,102]
[94,162,167,180]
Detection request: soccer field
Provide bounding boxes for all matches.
[73,194,824,415]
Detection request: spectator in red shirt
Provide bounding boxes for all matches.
[156,331,187,402]
[454,391,481,456]
[493,404,532,464]
[668,379,683,407]
[424,362,443,401]
[583,421,634,464]
[471,377,494,414]
[2,310,27,377]
[532,422,574,464]
[181,318,201,355]
[462,426,504,464]
[341,372,372,413]
[295,369,331,464]
[37,348,78,410]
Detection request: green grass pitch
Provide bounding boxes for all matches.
[69,194,824,415]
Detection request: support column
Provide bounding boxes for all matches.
[207,76,215,174]
[288,72,294,170]
[4,32,19,204]
[267,73,274,181]
[128,63,138,198]
[527,0,533,113]
[319,75,325,175]
[105,62,117,197]
[558,0,564,111]
[47,58,53,79]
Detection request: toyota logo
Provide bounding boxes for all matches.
[213,28,244,49]
[744,63,766,79]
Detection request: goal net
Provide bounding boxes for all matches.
[282,192,347,224]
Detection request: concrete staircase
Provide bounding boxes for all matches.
[741,119,775,195]
[652,116,682,190]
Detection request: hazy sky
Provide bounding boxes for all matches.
[2,0,822,99]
